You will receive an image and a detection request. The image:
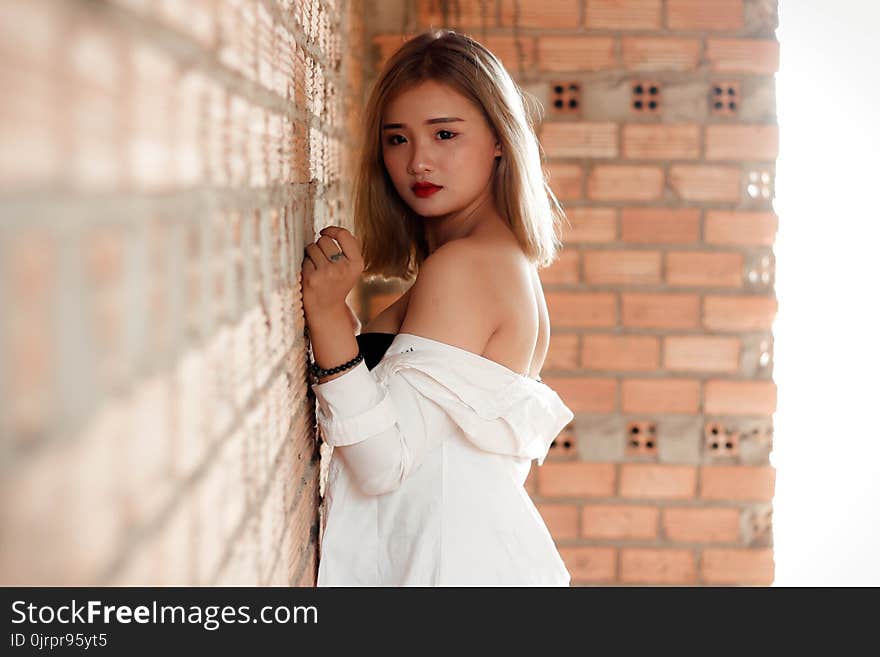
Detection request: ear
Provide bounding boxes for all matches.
[494,142,502,158]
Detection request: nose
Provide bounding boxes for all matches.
[406,140,434,175]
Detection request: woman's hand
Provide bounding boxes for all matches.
[301,226,365,328]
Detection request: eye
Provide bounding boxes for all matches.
[385,130,457,146]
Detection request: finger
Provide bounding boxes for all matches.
[301,256,314,277]
[316,234,346,261]
[318,226,360,260]
[304,243,326,268]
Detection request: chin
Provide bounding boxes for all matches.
[414,204,453,217]
[406,197,445,214]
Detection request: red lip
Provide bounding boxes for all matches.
[412,184,442,198]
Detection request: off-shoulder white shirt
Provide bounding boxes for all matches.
[310,332,574,586]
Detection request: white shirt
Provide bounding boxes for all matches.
[311,332,574,586]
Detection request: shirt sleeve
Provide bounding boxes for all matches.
[311,350,574,496]
[311,359,450,497]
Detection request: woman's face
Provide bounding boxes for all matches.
[381,79,502,218]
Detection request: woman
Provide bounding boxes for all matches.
[301,29,573,586]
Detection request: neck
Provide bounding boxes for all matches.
[424,181,503,255]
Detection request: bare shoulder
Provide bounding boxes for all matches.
[463,232,548,378]
[397,239,500,354]
[465,231,536,300]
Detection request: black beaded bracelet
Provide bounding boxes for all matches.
[309,351,364,383]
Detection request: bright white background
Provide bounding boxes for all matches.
[772,0,880,585]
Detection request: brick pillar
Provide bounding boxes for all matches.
[365,0,779,586]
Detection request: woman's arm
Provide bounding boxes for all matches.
[312,358,444,496]
[301,226,364,384]
[312,243,498,496]
[309,306,361,384]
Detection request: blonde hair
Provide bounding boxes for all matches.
[353,29,569,282]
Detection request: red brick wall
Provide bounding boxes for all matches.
[0,0,364,585]
[367,0,778,586]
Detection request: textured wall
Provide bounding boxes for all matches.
[0,0,781,587]
[0,0,364,585]
[364,0,779,586]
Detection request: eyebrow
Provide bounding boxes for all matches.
[381,117,465,130]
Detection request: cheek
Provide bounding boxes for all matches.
[453,145,495,179]
[382,153,408,194]
[380,151,397,181]
[382,148,401,175]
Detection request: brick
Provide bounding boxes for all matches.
[620,464,698,499]
[537,461,617,497]
[499,0,580,28]
[705,211,778,246]
[3,421,123,584]
[376,33,534,74]
[582,504,659,539]
[417,0,497,28]
[372,34,410,71]
[705,380,777,415]
[622,293,700,329]
[0,5,66,184]
[706,125,779,161]
[702,548,774,585]
[583,335,660,371]
[563,208,617,243]
[622,37,701,71]
[536,503,580,539]
[8,320,53,441]
[558,546,617,583]
[664,336,740,372]
[0,0,344,586]
[538,36,616,72]
[584,249,662,285]
[622,124,700,160]
[544,333,580,371]
[666,251,744,288]
[547,162,584,201]
[655,417,703,464]
[546,376,617,413]
[286,481,321,584]
[666,0,744,31]
[541,122,618,159]
[9,230,55,320]
[703,294,777,331]
[546,292,617,328]
[295,543,319,588]
[586,0,662,30]
[700,465,776,501]
[588,165,665,201]
[481,35,537,71]
[540,248,580,284]
[706,39,780,74]
[621,208,700,244]
[703,295,777,331]
[622,379,700,414]
[669,165,741,201]
[620,548,696,584]
[662,507,740,542]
